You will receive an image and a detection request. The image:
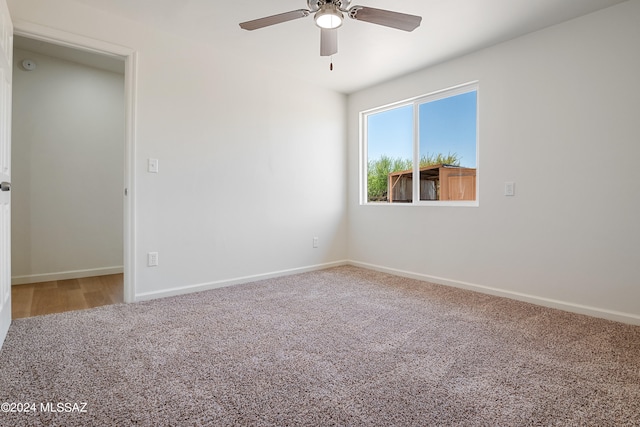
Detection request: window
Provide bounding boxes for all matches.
[361,82,478,205]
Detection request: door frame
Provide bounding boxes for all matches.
[13,21,137,303]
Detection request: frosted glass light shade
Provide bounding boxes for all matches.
[315,5,343,29]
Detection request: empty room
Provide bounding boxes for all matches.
[0,0,638,426]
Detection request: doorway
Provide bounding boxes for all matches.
[10,24,136,316]
[11,35,124,317]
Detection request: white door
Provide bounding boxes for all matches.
[0,0,12,349]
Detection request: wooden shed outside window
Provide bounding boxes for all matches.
[388,164,476,203]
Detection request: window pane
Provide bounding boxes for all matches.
[367,105,413,203]
[418,91,477,201]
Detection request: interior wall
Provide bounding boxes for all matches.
[7,0,348,298]
[11,47,124,284]
[347,0,640,323]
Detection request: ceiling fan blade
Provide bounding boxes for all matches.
[320,28,338,56]
[348,6,422,32]
[239,9,310,31]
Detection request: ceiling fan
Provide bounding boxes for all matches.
[239,0,422,57]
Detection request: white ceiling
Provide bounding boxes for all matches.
[64,0,626,93]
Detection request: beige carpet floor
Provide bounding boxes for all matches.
[0,266,638,426]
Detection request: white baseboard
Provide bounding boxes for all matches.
[12,266,124,285]
[348,260,640,326]
[134,260,349,302]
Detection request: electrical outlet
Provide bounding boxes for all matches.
[504,182,515,196]
[313,237,319,248]
[147,252,159,267]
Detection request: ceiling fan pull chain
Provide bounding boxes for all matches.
[330,56,334,71]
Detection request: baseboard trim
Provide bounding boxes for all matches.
[12,266,124,285]
[134,260,349,302]
[348,260,640,326]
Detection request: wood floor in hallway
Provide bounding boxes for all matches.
[11,274,124,319]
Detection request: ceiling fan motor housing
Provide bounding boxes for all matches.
[308,0,351,12]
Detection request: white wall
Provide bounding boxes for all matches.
[11,47,124,283]
[348,1,640,323]
[7,0,348,298]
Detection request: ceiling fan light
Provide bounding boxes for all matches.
[315,5,343,29]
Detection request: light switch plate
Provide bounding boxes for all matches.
[148,158,159,173]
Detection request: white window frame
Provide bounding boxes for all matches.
[360,81,479,207]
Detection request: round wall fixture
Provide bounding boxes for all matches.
[22,59,37,71]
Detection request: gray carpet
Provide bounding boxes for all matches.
[0,266,638,426]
